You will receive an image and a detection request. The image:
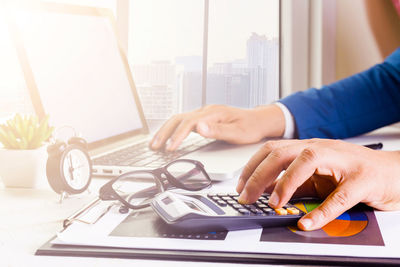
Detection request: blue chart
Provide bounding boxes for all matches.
[260,201,384,246]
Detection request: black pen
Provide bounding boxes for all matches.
[363,142,383,150]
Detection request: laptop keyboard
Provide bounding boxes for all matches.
[93,135,215,168]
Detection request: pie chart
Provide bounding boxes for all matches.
[288,201,369,238]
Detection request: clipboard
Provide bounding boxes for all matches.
[35,197,400,266]
[36,236,400,266]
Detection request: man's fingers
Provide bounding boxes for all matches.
[165,119,197,151]
[237,140,310,194]
[264,178,320,199]
[271,143,350,209]
[152,107,227,151]
[298,182,362,231]
[237,140,291,193]
[238,143,309,204]
[269,146,323,208]
[166,111,225,151]
[150,115,184,150]
[269,145,340,208]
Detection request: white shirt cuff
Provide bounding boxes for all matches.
[274,102,296,139]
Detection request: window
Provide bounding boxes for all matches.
[0,1,280,123]
[128,0,204,120]
[128,0,280,127]
[207,0,279,108]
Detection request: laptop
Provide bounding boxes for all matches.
[11,3,262,180]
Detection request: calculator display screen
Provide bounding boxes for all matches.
[161,196,173,205]
[183,200,203,213]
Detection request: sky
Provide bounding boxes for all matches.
[128,0,279,65]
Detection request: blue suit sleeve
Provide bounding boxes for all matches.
[279,47,400,139]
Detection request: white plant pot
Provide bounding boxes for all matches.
[0,146,49,188]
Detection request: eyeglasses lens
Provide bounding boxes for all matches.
[166,161,210,190]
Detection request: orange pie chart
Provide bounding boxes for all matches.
[288,202,368,238]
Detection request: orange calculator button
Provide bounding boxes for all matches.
[274,208,287,215]
[287,207,300,215]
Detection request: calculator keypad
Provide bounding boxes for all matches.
[207,193,301,216]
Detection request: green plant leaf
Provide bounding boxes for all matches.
[15,113,24,138]
[0,114,53,150]
[0,129,13,148]
[6,119,18,138]
[26,125,34,143]
[5,130,19,149]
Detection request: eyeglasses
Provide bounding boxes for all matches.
[99,159,212,212]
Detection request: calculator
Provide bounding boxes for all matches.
[151,191,305,232]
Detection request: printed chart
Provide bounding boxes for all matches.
[110,207,228,240]
[110,200,384,245]
[260,201,384,246]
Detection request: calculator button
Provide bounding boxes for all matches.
[250,208,263,215]
[233,196,239,201]
[227,200,236,205]
[207,193,217,198]
[222,196,231,201]
[217,193,228,197]
[238,209,251,215]
[262,208,275,215]
[256,201,263,206]
[275,208,288,215]
[244,204,257,209]
[228,193,239,197]
[287,207,300,215]
[210,196,220,202]
[217,200,227,207]
[261,199,269,204]
[232,204,243,209]
[257,204,268,209]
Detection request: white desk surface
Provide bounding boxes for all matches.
[1,126,399,267]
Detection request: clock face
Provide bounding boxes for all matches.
[62,147,91,191]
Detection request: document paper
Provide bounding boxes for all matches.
[53,199,400,259]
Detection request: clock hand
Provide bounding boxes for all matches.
[68,154,75,180]
[74,164,85,169]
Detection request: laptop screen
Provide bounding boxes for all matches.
[12,4,148,148]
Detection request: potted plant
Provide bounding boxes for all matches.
[0,114,54,188]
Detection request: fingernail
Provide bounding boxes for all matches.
[268,191,279,207]
[197,122,209,136]
[299,218,313,231]
[238,190,249,204]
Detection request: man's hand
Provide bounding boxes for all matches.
[237,139,400,231]
[150,104,285,151]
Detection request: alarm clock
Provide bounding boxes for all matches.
[46,136,92,201]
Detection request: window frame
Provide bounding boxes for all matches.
[280,0,337,98]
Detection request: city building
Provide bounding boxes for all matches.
[131,61,178,121]
[130,33,278,121]
[246,32,279,107]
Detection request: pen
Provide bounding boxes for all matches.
[363,142,383,150]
